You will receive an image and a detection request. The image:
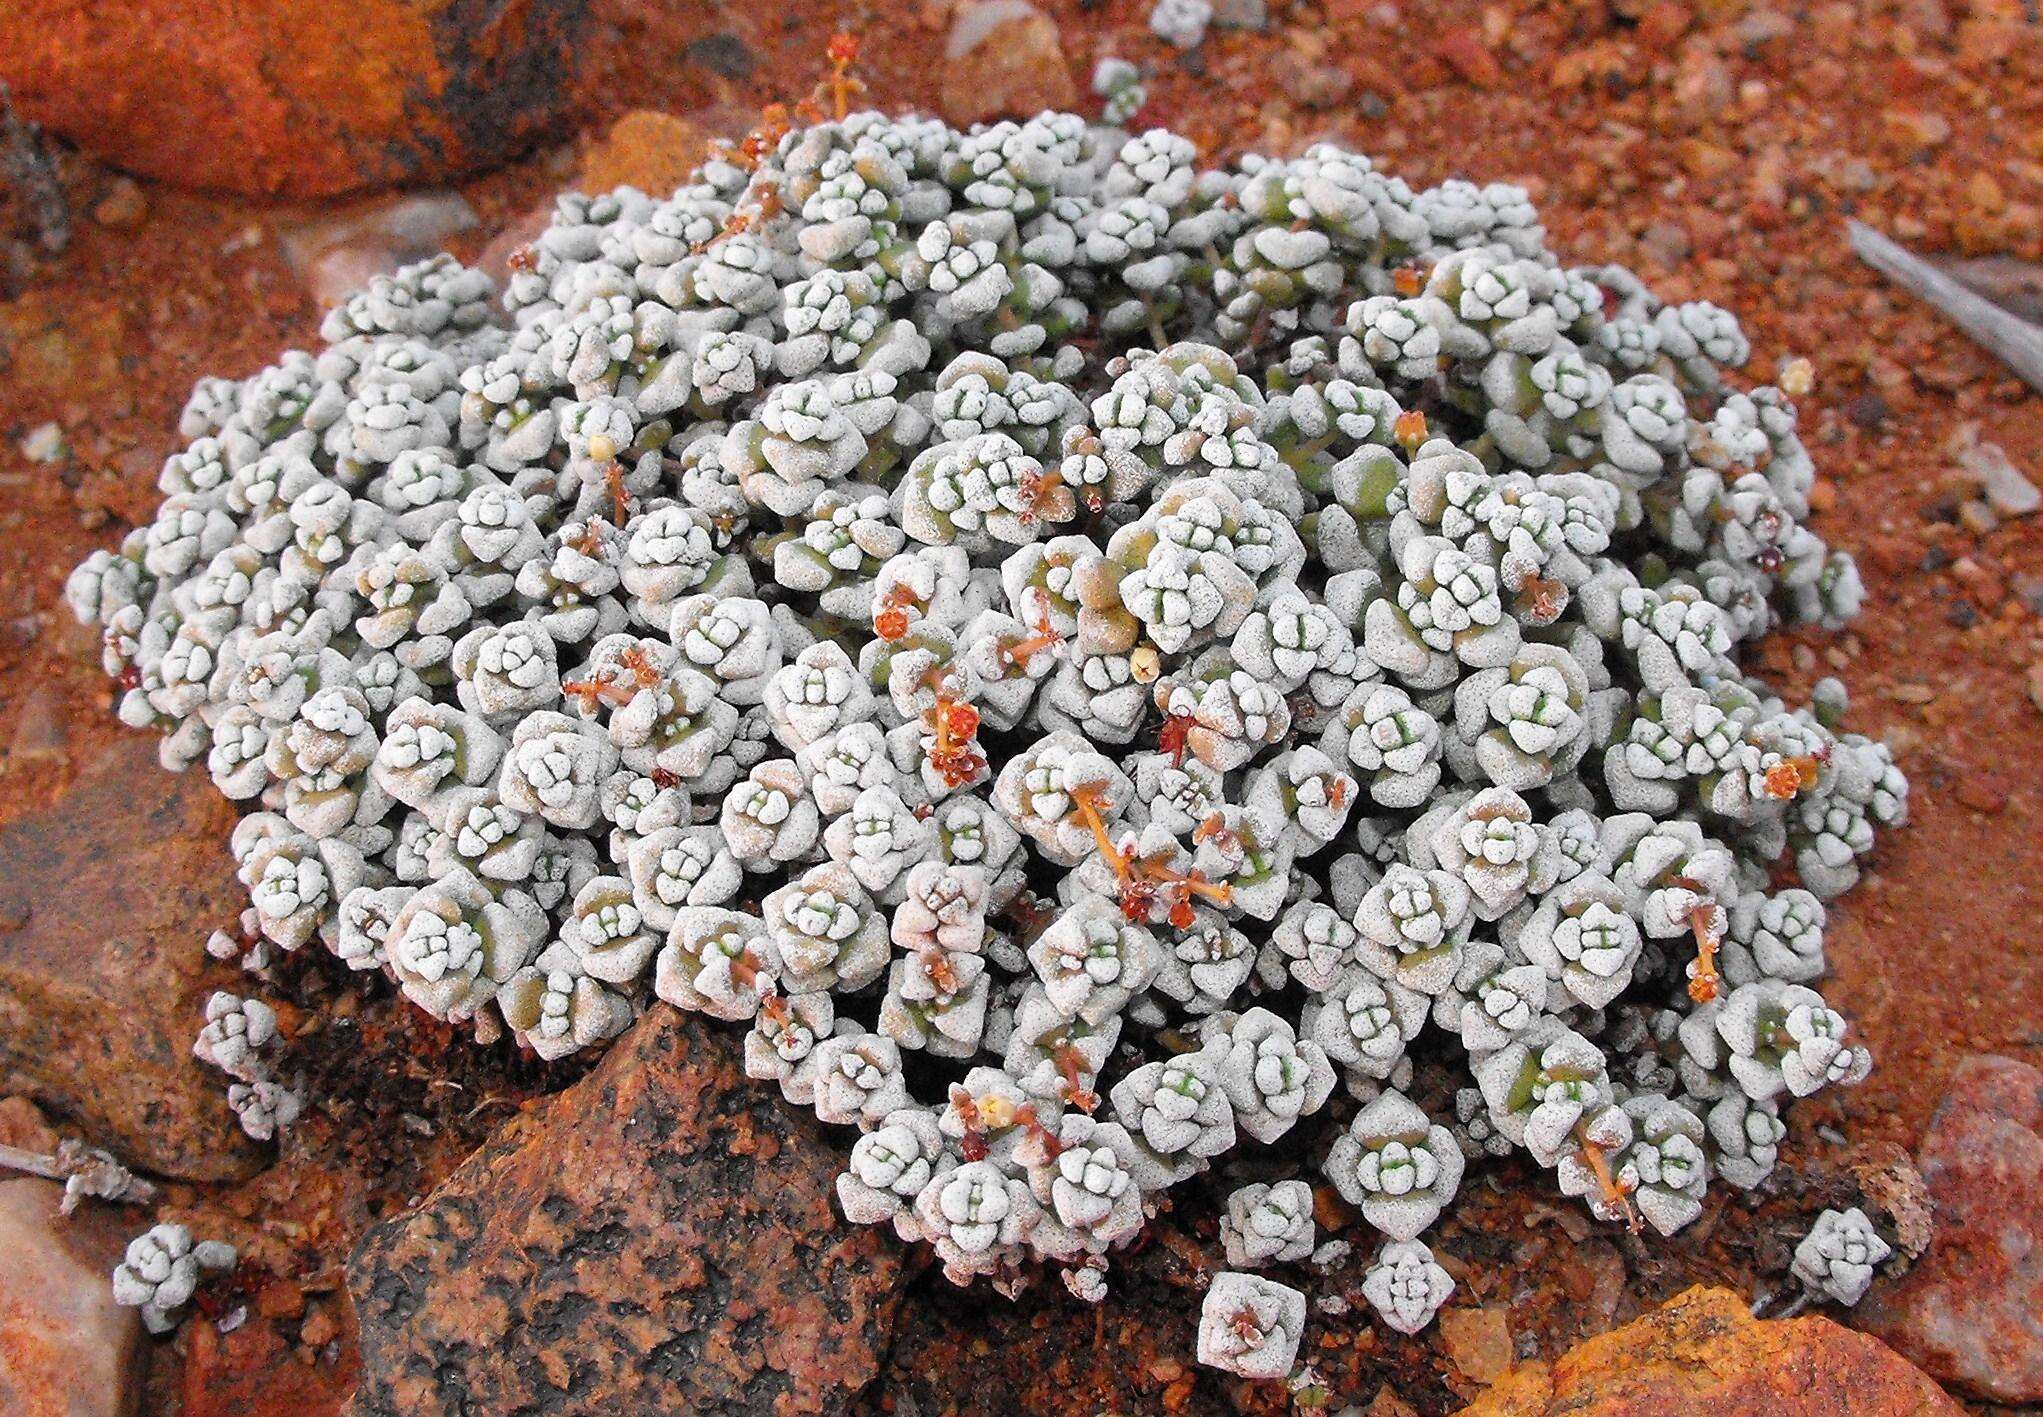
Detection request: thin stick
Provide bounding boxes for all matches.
[0,1142,63,1180]
[0,1139,158,1210]
[1847,220,2043,394]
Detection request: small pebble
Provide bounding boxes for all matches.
[1954,772,2007,814]
[1953,439,2039,519]
[18,423,65,463]
[301,1305,340,1347]
[92,178,149,230]
[1958,500,1997,535]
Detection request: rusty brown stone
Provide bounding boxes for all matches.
[1440,1305,1514,1385]
[0,0,592,199]
[940,1,1078,128]
[181,1309,359,1417]
[1434,27,1503,89]
[1859,1054,2043,1404]
[0,736,263,1181]
[345,1005,905,1416]
[1465,1285,1960,1417]
[0,1096,59,1154]
[579,110,719,200]
[0,1178,141,1417]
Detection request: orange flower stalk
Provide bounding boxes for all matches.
[1054,1041,1100,1114]
[926,693,985,789]
[1158,709,1196,767]
[561,676,634,712]
[822,33,867,120]
[999,599,1065,668]
[922,949,960,998]
[1172,871,1233,909]
[729,945,764,994]
[949,1082,990,1161]
[1012,1103,1064,1160]
[1687,903,1722,1004]
[1070,788,1129,882]
[1574,1122,1641,1234]
[615,645,663,687]
[563,644,663,713]
[602,459,633,524]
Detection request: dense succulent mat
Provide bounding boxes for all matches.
[67,105,1905,1372]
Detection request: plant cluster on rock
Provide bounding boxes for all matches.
[110,1222,236,1334]
[68,85,1906,1378]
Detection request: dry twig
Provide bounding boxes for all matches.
[1848,220,2043,394]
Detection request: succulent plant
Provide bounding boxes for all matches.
[1360,1239,1454,1335]
[1197,1271,1305,1379]
[111,1223,238,1334]
[1791,1206,1893,1307]
[1221,1179,1317,1268]
[70,98,1907,1376]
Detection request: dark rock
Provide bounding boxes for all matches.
[685,33,756,79]
[0,0,592,198]
[1845,392,1891,430]
[1860,1054,2043,1404]
[1466,1285,1961,1416]
[1211,0,1268,29]
[345,1005,906,1416]
[0,1178,141,1417]
[0,736,263,1181]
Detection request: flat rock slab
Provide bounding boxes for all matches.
[0,0,591,198]
[346,1005,905,1416]
[1861,1053,2043,1404]
[0,737,262,1181]
[0,1178,142,1417]
[1466,1284,1960,1417]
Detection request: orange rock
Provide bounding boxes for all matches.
[1464,1286,1960,1417]
[346,1007,906,1415]
[1435,27,1503,88]
[940,1,1078,127]
[579,110,718,199]
[0,1096,58,1154]
[1636,0,1693,48]
[0,0,591,199]
[0,1179,139,1417]
[1440,1305,1514,1385]
[1860,1055,2043,1403]
[181,1310,359,1417]
[0,735,264,1181]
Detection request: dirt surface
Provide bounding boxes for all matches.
[0,1,2037,1412]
